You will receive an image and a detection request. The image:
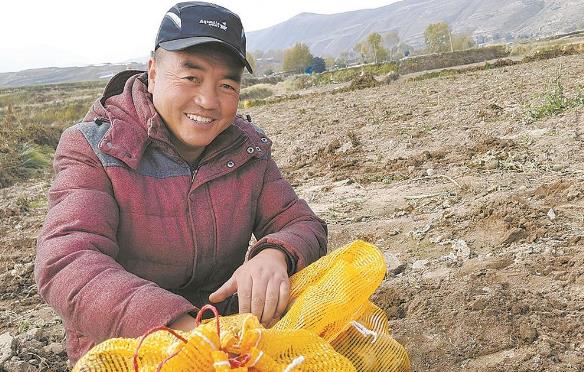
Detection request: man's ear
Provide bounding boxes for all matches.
[147,57,157,94]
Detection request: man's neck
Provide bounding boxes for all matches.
[170,138,206,165]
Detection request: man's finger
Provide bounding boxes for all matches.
[238,275,253,314]
[209,276,236,303]
[274,280,291,320]
[250,276,267,321]
[261,279,281,325]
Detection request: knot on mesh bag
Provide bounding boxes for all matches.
[131,304,221,372]
[73,240,412,371]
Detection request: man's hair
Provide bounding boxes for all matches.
[151,44,244,82]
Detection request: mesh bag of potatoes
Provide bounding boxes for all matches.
[73,240,411,371]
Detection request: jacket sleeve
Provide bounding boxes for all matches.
[249,156,328,272]
[34,126,194,344]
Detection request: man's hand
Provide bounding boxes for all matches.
[209,248,290,326]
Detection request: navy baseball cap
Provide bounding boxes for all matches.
[155,2,253,73]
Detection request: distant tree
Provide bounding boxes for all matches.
[393,43,414,59]
[451,34,477,51]
[310,57,326,73]
[353,41,370,63]
[265,49,284,61]
[283,43,313,73]
[382,31,400,60]
[336,51,350,67]
[424,22,452,53]
[367,33,382,62]
[475,35,487,45]
[252,49,264,59]
[377,47,390,62]
[367,32,386,63]
[324,56,336,70]
[382,31,400,49]
[245,52,257,75]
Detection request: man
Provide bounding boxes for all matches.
[34,2,327,364]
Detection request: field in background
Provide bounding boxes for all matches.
[0,82,105,189]
[239,36,584,108]
[0,40,583,371]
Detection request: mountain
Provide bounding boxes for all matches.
[0,62,145,89]
[2,0,583,88]
[246,0,584,56]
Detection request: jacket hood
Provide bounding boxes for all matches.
[83,71,176,169]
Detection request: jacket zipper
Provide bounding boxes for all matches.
[191,168,198,185]
[183,134,248,289]
[183,166,199,290]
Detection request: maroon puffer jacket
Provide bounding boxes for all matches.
[34,71,327,363]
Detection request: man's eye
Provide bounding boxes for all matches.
[184,76,199,83]
[221,83,236,91]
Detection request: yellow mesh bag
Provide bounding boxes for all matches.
[73,240,411,371]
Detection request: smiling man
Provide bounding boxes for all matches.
[34,2,327,364]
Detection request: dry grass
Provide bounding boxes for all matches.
[0,81,104,188]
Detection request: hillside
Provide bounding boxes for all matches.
[0,62,145,89]
[2,0,583,88]
[247,0,584,55]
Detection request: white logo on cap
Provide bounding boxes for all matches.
[166,12,181,29]
[199,19,228,31]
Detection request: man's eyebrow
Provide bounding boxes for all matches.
[181,61,241,83]
[224,71,242,83]
[182,61,205,71]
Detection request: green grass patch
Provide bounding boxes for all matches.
[528,77,584,120]
[0,143,54,188]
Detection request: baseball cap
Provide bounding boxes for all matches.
[155,2,253,73]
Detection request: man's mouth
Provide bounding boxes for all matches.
[185,113,214,124]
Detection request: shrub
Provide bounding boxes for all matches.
[283,76,315,92]
[349,73,379,90]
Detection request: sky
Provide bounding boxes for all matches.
[0,0,401,73]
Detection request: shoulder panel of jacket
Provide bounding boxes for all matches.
[75,120,191,179]
[76,121,125,168]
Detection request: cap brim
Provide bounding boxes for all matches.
[158,37,253,74]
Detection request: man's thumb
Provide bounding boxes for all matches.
[209,276,236,303]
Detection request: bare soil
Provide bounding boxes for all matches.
[1,54,583,371]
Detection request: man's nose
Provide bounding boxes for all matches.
[194,82,220,110]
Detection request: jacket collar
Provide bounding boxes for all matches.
[83,71,259,170]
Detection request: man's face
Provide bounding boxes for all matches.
[147,46,242,163]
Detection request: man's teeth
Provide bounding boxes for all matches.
[186,114,213,123]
